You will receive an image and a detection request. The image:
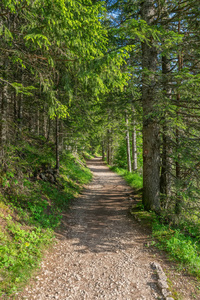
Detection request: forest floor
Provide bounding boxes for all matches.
[17,158,198,300]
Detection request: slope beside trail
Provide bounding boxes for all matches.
[18,158,184,299]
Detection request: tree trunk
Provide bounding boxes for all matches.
[107,129,111,165]
[160,55,172,208]
[43,104,47,139]
[141,0,160,212]
[36,108,40,136]
[55,116,60,172]
[132,108,137,171]
[46,117,51,142]
[125,112,132,172]
[13,91,17,133]
[175,13,183,215]
[0,83,8,147]
[175,97,181,214]
[28,103,33,133]
[0,21,9,150]
[110,131,113,165]
[102,139,105,160]
[18,93,23,134]
[17,71,24,138]
[59,120,64,153]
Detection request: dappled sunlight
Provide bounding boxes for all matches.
[56,157,146,255]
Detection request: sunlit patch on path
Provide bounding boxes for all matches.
[18,158,164,300]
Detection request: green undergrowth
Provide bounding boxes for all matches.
[110,164,200,279]
[81,151,94,160]
[110,166,143,190]
[0,139,92,297]
[130,203,200,279]
[152,218,200,278]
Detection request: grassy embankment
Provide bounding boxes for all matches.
[0,138,92,297]
[110,165,200,281]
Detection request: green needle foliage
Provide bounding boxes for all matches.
[1,0,200,293]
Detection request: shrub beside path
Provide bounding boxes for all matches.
[18,158,197,300]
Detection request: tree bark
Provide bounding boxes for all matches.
[0,83,8,147]
[125,112,132,172]
[36,108,40,136]
[13,91,17,132]
[132,108,137,171]
[102,139,105,161]
[59,120,64,153]
[110,131,113,165]
[141,0,160,212]
[17,70,24,138]
[55,116,60,172]
[160,55,172,209]
[175,10,183,215]
[43,104,48,139]
[107,129,111,165]
[46,117,51,142]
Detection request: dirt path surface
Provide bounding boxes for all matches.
[18,158,181,299]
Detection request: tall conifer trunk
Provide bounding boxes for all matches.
[13,92,17,133]
[37,108,40,136]
[0,83,8,148]
[17,70,24,138]
[55,116,60,172]
[102,139,105,160]
[59,120,64,153]
[107,129,111,165]
[160,55,172,208]
[0,58,8,148]
[0,20,9,150]
[175,12,183,215]
[46,117,51,142]
[141,0,160,212]
[43,104,48,139]
[132,108,137,171]
[125,112,132,172]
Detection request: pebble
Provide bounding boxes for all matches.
[17,159,170,300]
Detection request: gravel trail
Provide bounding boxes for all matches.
[19,158,165,300]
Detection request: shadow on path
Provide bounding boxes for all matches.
[56,157,148,254]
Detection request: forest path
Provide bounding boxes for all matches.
[19,158,168,299]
